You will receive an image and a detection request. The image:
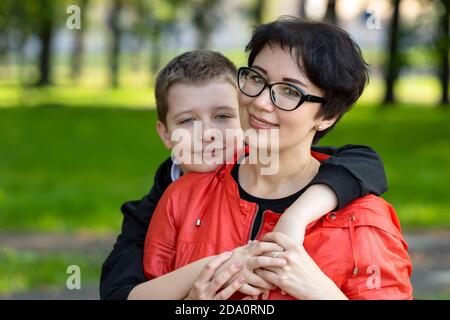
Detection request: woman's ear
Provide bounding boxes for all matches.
[156,121,173,149]
[316,117,337,132]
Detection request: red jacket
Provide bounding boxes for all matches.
[143,151,413,300]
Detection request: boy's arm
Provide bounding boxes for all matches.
[127,254,220,300]
[128,255,217,300]
[273,145,387,245]
[273,184,337,244]
[99,157,173,300]
[311,144,388,209]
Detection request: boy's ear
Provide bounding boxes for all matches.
[156,120,173,149]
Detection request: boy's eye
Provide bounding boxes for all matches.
[178,118,194,125]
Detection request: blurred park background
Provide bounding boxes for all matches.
[0,0,449,299]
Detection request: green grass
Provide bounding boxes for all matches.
[320,105,450,229]
[0,101,449,232]
[0,106,169,232]
[0,248,101,296]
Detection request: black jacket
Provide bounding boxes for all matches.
[100,144,387,300]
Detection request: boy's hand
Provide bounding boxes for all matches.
[185,251,245,300]
[214,240,286,297]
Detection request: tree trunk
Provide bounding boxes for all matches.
[70,0,89,80]
[325,0,337,24]
[150,36,162,75]
[298,0,308,20]
[193,0,220,49]
[439,0,449,106]
[36,18,53,86]
[383,0,401,105]
[254,0,266,25]
[108,0,123,88]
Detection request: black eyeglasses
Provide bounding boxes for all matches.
[237,67,325,111]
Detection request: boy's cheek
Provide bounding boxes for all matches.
[181,163,221,173]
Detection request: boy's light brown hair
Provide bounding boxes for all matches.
[155,50,238,125]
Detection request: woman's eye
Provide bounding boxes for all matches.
[215,114,233,120]
[249,74,264,84]
[283,87,301,97]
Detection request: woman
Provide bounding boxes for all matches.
[130,17,413,300]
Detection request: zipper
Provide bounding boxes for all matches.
[252,210,267,241]
[247,204,264,241]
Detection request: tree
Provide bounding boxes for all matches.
[132,0,184,79]
[253,0,266,25]
[36,1,54,86]
[438,0,449,106]
[70,0,89,81]
[107,0,123,88]
[383,0,402,105]
[192,0,223,49]
[298,0,308,20]
[324,0,337,24]
[5,0,63,86]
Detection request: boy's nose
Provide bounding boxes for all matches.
[194,120,218,143]
[202,126,220,143]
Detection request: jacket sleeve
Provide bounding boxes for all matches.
[310,144,388,209]
[338,200,413,300]
[341,228,413,300]
[99,157,173,300]
[142,183,179,280]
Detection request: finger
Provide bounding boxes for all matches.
[209,261,243,293]
[197,251,233,284]
[215,277,245,300]
[249,241,284,256]
[247,256,286,270]
[254,268,280,288]
[258,266,279,273]
[239,283,263,296]
[246,272,275,290]
[262,232,297,251]
[261,289,270,300]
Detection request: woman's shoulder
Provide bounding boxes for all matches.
[325,194,404,242]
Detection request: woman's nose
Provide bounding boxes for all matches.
[252,88,275,113]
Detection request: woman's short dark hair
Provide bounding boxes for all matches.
[246,16,369,144]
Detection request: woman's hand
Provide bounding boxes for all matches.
[214,240,287,297]
[253,232,348,300]
[185,251,247,300]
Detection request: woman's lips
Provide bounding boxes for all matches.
[248,113,279,129]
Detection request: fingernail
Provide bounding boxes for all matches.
[238,277,245,284]
[279,259,287,265]
[234,261,242,268]
[223,251,232,257]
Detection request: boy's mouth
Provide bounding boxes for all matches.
[195,147,225,158]
[248,113,279,129]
